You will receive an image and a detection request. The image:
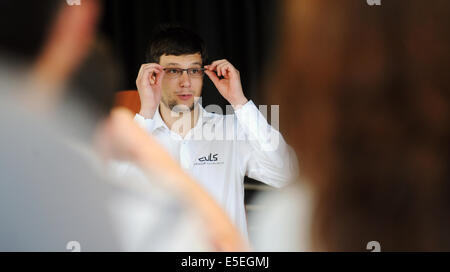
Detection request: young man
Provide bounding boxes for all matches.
[127,25,298,239]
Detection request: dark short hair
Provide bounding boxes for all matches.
[145,24,207,64]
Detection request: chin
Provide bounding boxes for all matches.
[171,101,194,112]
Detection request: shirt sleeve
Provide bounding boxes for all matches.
[234,100,299,188]
[134,113,155,133]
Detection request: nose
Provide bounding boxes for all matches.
[179,70,191,88]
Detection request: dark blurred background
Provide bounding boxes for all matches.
[99,0,281,108]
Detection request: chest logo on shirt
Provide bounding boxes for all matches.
[194,153,224,166]
[198,153,218,162]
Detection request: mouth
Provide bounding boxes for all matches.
[177,94,193,101]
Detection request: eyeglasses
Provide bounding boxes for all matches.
[163,67,206,79]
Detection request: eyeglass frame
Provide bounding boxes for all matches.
[162,67,206,78]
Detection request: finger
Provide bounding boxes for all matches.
[142,64,163,76]
[213,60,228,70]
[206,59,227,71]
[205,63,218,72]
[204,69,220,86]
[210,59,227,67]
[138,67,152,87]
[136,64,147,82]
[217,63,231,78]
[217,66,222,77]
[142,63,164,70]
[206,62,220,76]
[216,63,224,77]
[214,60,232,77]
[138,63,164,76]
[142,68,155,85]
[145,67,164,78]
[145,67,164,85]
[221,62,238,79]
[139,63,163,77]
[154,69,165,86]
[217,63,227,77]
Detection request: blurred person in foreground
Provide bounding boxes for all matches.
[250,0,450,251]
[0,0,246,251]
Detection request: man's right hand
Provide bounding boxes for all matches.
[136,63,165,119]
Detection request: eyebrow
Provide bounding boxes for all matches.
[165,62,202,67]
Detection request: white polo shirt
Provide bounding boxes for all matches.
[119,100,298,239]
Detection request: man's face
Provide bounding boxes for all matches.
[159,53,203,112]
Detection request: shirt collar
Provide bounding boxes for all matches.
[152,105,168,131]
[152,102,216,132]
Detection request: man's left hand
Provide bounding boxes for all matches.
[204,59,248,108]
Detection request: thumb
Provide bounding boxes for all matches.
[205,70,220,87]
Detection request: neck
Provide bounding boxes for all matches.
[159,103,200,137]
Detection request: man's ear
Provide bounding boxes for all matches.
[32,0,100,88]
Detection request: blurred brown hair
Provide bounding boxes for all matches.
[267,0,450,250]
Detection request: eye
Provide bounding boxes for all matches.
[167,69,180,74]
[190,68,204,75]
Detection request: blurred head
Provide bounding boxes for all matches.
[146,25,207,112]
[268,0,450,250]
[0,1,60,62]
[0,0,115,120]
